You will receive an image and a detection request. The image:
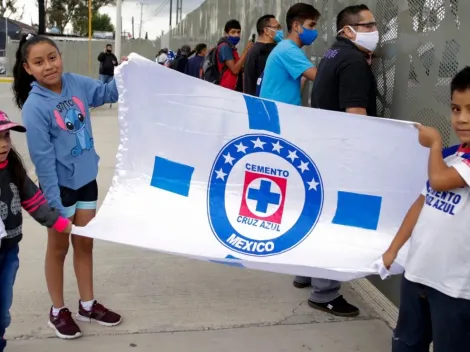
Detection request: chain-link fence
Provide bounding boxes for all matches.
[167,0,469,148]
[6,39,159,79]
[164,0,470,305]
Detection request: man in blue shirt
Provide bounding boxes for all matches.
[261,3,360,318]
[185,43,207,78]
[259,3,319,106]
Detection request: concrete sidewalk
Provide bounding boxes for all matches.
[5,105,394,351]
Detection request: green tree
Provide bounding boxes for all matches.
[47,0,79,33]
[72,12,114,36]
[47,0,115,34]
[0,0,25,20]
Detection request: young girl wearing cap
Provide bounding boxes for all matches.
[0,112,72,352]
[12,34,124,340]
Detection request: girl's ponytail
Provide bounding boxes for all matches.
[12,34,35,109]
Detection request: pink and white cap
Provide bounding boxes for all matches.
[0,110,26,133]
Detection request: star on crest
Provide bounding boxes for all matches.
[272,141,283,153]
[298,161,310,173]
[307,177,319,191]
[251,137,266,149]
[223,153,235,165]
[235,142,248,154]
[287,150,299,162]
[215,168,227,181]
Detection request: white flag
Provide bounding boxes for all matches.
[74,53,428,281]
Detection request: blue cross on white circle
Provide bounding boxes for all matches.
[207,134,324,257]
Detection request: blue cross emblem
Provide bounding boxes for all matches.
[247,180,281,213]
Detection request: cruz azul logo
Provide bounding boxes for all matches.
[207,134,324,257]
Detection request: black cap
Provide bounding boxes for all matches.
[181,45,191,55]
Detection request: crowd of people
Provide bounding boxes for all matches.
[0,2,468,352]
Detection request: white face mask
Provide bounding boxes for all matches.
[345,26,379,52]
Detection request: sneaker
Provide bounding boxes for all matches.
[308,296,360,317]
[76,301,122,327]
[293,280,311,289]
[48,307,82,339]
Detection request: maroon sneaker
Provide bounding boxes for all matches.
[48,307,82,339]
[76,301,122,327]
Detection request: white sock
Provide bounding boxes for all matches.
[80,299,95,311]
[52,306,65,317]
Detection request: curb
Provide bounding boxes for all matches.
[349,278,398,329]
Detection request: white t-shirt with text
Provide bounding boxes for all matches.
[405,144,470,299]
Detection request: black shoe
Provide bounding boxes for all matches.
[293,280,311,289]
[308,295,360,317]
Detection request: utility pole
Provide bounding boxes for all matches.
[115,0,122,59]
[169,0,172,29]
[38,0,45,34]
[138,1,144,39]
[137,0,148,39]
[131,16,134,39]
[176,0,182,24]
[3,0,7,59]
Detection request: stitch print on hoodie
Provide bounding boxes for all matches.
[21,73,118,216]
[54,96,94,157]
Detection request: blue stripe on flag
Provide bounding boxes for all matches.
[244,95,281,134]
[332,191,382,230]
[210,255,245,268]
[150,157,194,197]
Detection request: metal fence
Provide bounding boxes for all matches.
[166,0,468,149]
[6,39,159,78]
[163,0,470,305]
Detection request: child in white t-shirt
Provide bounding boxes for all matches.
[382,66,470,352]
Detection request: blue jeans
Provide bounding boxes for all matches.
[99,74,113,84]
[0,245,19,352]
[392,276,470,352]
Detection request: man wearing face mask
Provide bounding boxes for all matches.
[310,4,379,116]
[97,44,118,84]
[259,3,319,106]
[293,4,381,318]
[216,19,253,91]
[243,15,282,96]
[260,3,360,318]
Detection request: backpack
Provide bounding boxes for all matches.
[201,40,229,84]
[255,71,265,97]
[169,55,180,70]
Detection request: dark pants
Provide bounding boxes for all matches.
[0,245,20,352]
[393,276,470,352]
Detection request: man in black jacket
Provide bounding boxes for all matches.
[97,44,118,84]
[243,14,282,96]
[171,45,192,73]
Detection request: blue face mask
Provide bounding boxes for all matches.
[227,36,240,46]
[298,27,318,46]
[273,30,284,43]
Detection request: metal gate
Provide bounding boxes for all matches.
[168,0,469,147]
[166,0,470,304]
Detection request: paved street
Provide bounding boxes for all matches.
[1,83,393,351]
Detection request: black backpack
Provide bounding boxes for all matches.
[201,39,230,84]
